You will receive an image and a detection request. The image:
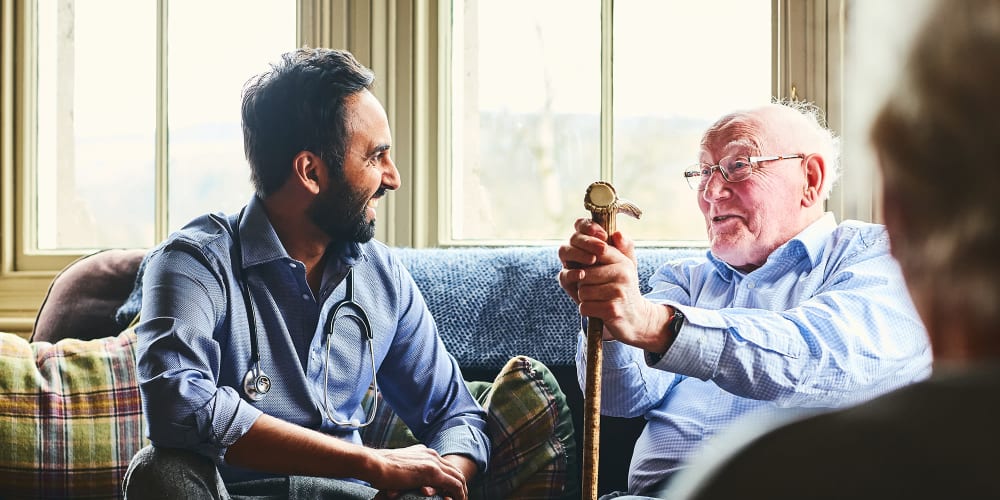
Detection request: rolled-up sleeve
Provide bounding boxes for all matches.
[136,248,261,463]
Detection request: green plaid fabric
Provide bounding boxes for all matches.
[0,330,146,499]
[361,356,579,500]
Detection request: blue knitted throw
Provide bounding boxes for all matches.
[393,247,704,369]
[117,246,706,370]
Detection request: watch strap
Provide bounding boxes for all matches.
[646,307,684,364]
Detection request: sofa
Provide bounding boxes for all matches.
[0,245,704,499]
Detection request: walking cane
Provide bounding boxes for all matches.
[581,181,642,499]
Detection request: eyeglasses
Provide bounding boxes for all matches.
[683,154,804,191]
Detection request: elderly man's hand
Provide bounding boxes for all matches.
[558,218,673,353]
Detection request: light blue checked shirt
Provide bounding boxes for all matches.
[136,196,490,484]
[576,213,932,495]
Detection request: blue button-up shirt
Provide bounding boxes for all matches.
[136,197,490,483]
[576,213,932,495]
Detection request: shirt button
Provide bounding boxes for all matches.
[747,282,755,289]
[301,293,310,300]
[288,262,297,269]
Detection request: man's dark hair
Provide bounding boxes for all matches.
[241,47,376,197]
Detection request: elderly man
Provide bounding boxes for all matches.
[660,2,1000,498]
[557,101,932,497]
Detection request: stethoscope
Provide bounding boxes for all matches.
[230,209,380,428]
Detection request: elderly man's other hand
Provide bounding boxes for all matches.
[558,218,674,353]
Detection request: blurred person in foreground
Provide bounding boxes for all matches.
[558,100,933,497]
[662,1,1000,498]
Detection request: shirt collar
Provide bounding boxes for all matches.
[790,211,838,267]
[707,211,838,280]
[237,196,366,270]
[237,196,287,269]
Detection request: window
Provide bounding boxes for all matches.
[1,0,840,335]
[34,0,156,251]
[448,0,773,244]
[29,0,295,253]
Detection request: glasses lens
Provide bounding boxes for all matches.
[721,157,753,182]
[684,167,705,190]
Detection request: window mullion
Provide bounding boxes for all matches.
[54,0,74,251]
[154,0,168,243]
[16,0,39,263]
[600,0,613,182]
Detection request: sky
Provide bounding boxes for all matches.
[471,0,771,118]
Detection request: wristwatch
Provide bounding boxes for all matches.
[646,308,685,364]
[668,309,685,339]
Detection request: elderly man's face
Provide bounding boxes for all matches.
[696,114,812,272]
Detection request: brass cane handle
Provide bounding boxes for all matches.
[581,181,641,500]
[584,181,643,222]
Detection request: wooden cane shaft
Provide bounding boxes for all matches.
[582,320,603,499]
[582,210,615,500]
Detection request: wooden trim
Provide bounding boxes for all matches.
[2,0,15,275]
[436,0,458,247]
[1,1,54,336]
[600,0,613,182]
[0,317,34,338]
[155,0,169,242]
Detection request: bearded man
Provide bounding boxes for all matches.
[125,48,487,500]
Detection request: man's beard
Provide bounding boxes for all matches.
[307,180,380,243]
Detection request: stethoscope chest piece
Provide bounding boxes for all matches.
[243,366,271,402]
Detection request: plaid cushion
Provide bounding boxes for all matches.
[361,356,578,500]
[0,330,146,499]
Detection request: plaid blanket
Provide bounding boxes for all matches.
[0,330,146,499]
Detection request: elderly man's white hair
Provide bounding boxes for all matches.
[772,98,842,200]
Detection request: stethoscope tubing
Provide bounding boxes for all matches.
[322,268,379,428]
[229,209,380,428]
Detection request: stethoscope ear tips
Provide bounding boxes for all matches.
[243,368,271,402]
